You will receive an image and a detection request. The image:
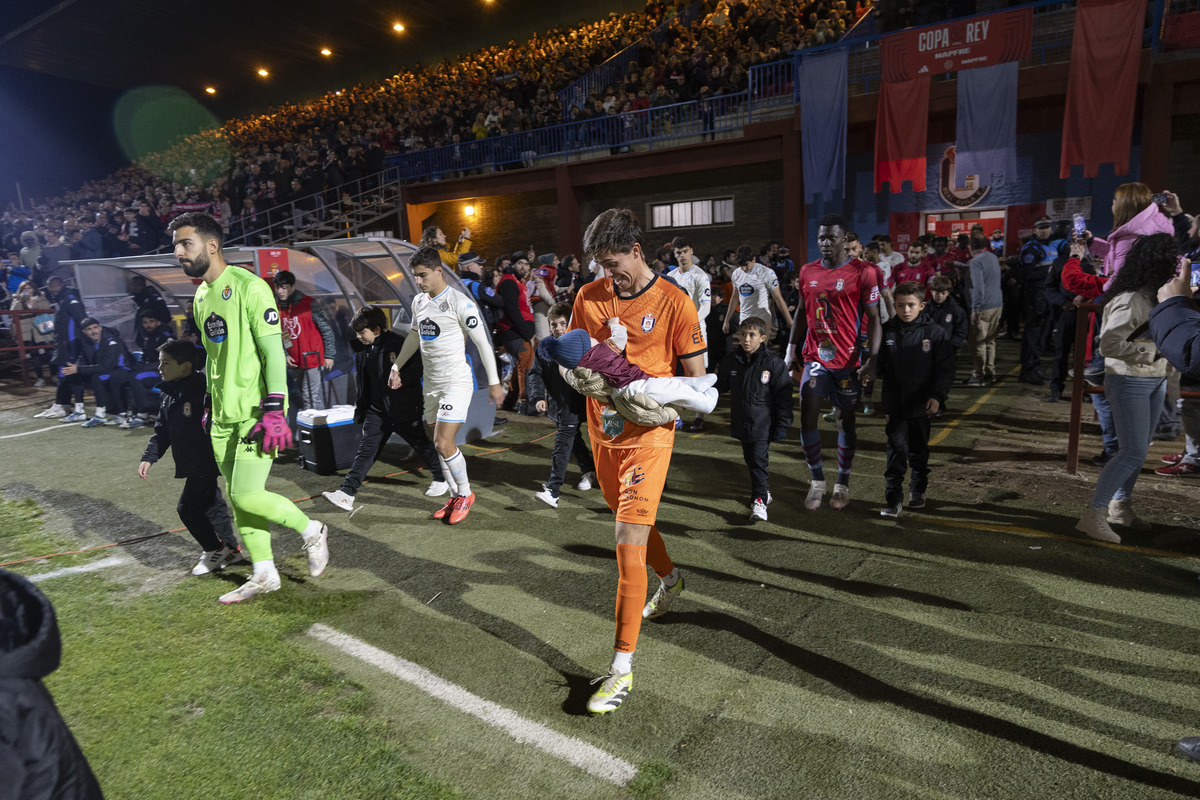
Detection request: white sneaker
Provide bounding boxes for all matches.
[577,471,595,491]
[33,379,45,388]
[1075,507,1121,543]
[303,523,329,577]
[425,480,450,497]
[218,574,281,604]
[805,480,826,511]
[192,545,244,576]
[60,411,86,423]
[750,498,768,522]
[322,489,355,511]
[830,483,850,510]
[1107,498,1151,531]
[643,574,684,619]
[35,405,66,419]
[535,488,559,508]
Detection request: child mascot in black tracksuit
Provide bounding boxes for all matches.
[527,301,596,508]
[321,305,447,512]
[878,281,955,518]
[138,339,243,575]
[716,316,793,522]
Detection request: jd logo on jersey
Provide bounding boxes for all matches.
[264,309,279,325]
[466,316,478,329]
[419,319,441,341]
[204,312,229,343]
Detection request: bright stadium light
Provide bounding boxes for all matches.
[320,48,332,56]
[392,22,405,32]
[257,68,269,77]
[464,205,475,216]
[205,87,216,95]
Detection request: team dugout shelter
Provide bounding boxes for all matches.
[61,237,497,444]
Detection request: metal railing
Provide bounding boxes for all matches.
[0,308,53,387]
[382,0,1178,186]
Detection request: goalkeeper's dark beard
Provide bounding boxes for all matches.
[180,251,210,279]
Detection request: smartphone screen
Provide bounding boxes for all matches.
[1191,264,1200,289]
[1072,214,1086,237]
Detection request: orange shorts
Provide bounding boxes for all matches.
[594,445,674,525]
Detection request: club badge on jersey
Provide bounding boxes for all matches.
[641,313,656,333]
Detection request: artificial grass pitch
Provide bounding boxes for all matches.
[7,363,1200,798]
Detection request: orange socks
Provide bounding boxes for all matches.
[646,526,675,578]
[614,543,648,653]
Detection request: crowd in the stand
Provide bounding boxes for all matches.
[0,0,868,259]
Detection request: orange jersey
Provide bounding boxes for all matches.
[571,273,705,449]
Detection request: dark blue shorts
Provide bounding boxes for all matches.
[801,362,861,412]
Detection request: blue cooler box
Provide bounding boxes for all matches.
[297,405,358,474]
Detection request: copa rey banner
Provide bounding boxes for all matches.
[881,6,1032,82]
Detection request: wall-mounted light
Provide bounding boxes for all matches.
[464,205,475,216]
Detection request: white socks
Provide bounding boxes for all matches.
[94,407,106,419]
[437,455,459,496]
[443,448,470,496]
[302,518,324,542]
[611,650,633,675]
[251,560,278,582]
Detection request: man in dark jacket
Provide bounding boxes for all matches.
[878,282,955,518]
[138,339,242,575]
[480,264,535,413]
[61,318,136,429]
[0,568,104,800]
[34,277,89,421]
[528,302,596,508]
[320,306,446,512]
[715,316,793,522]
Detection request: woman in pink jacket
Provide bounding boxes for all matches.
[1064,183,1177,296]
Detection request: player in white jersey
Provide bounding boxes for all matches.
[670,235,712,431]
[722,244,793,337]
[389,247,504,525]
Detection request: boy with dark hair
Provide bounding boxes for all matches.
[878,281,955,518]
[138,339,243,575]
[528,301,596,508]
[321,305,448,512]
[388,247,504,524]
[927,275,968,351]
[716,317,793,522]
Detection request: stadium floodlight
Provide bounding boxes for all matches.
[320,48,332,56]
[205,87,216,95]
[257,68,269,77]
[393,22,405,32]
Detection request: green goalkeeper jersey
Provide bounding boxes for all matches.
[195,264,284,423]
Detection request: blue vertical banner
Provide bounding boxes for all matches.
[955,61,1019,187]
[798,49,848,202]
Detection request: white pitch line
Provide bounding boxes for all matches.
[308,623,637,786]
[0,424,76,440]
[28,555,127,583]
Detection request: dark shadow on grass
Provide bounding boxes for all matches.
[740,557,973,611]
[658,608,1200,797]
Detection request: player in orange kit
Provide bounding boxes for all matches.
[569,208,706,714]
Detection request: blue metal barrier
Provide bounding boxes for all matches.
[389,0,1173,183]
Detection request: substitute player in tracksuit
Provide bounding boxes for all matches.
[138,339,242,576]
[168,211,328,604]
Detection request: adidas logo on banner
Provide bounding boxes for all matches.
[918,65,930,74]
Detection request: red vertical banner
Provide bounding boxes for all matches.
[259,249,289,280]
[1059,0,1143,178]
[889,212,922,254]
[875,76,930,193]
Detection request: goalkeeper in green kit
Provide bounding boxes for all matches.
[169,212,329,603]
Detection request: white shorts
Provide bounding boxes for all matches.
[423,383,474,425]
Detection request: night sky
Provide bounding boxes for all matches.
[0,0,646,209]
